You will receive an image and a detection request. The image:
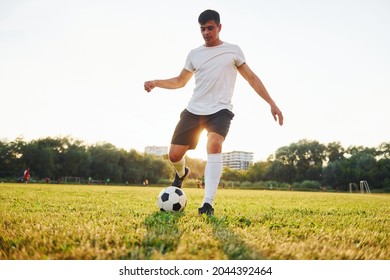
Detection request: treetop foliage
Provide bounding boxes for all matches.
[1,137,389,191]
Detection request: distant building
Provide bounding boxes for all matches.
[222,151,254,170]
[144,146,168,157]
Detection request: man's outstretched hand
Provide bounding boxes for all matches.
[144,80,155,92]
[271,104,284,126]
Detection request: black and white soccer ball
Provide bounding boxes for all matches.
[157,186,187,212]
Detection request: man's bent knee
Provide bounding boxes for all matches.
[169,145,189,162]
[207,133,224,154]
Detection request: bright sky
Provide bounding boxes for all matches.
[1,0,389,161]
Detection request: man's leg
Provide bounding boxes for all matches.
[169,144,190,187]
[200,132,224,211]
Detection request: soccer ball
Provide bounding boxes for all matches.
[157,186,187,212]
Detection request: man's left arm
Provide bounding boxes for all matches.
[238,63,284,126]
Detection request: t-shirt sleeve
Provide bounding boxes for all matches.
[184,51,194,72]
[235,45,246,67]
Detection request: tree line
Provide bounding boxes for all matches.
[1,137,389,192]
[222,139,390,192]
[0,137,173,184]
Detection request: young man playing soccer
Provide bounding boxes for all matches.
[144,10,283,215]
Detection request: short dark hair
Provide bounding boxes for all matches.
[198,9,220,25]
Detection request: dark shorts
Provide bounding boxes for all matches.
[171,109,235,149]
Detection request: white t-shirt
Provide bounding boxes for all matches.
[184,42,245,115]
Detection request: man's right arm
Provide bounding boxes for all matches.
[144,68,193,92]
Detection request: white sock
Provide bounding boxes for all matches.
[171,157,185,177]
[202,153,223,206]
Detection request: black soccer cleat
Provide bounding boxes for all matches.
[171,167,190,188]
[198,203,214,216]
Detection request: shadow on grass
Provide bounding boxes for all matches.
[204,215,266,260]
[139,211,184,259]
[120,211,263,260]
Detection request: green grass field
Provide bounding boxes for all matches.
[1,183,389,260]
